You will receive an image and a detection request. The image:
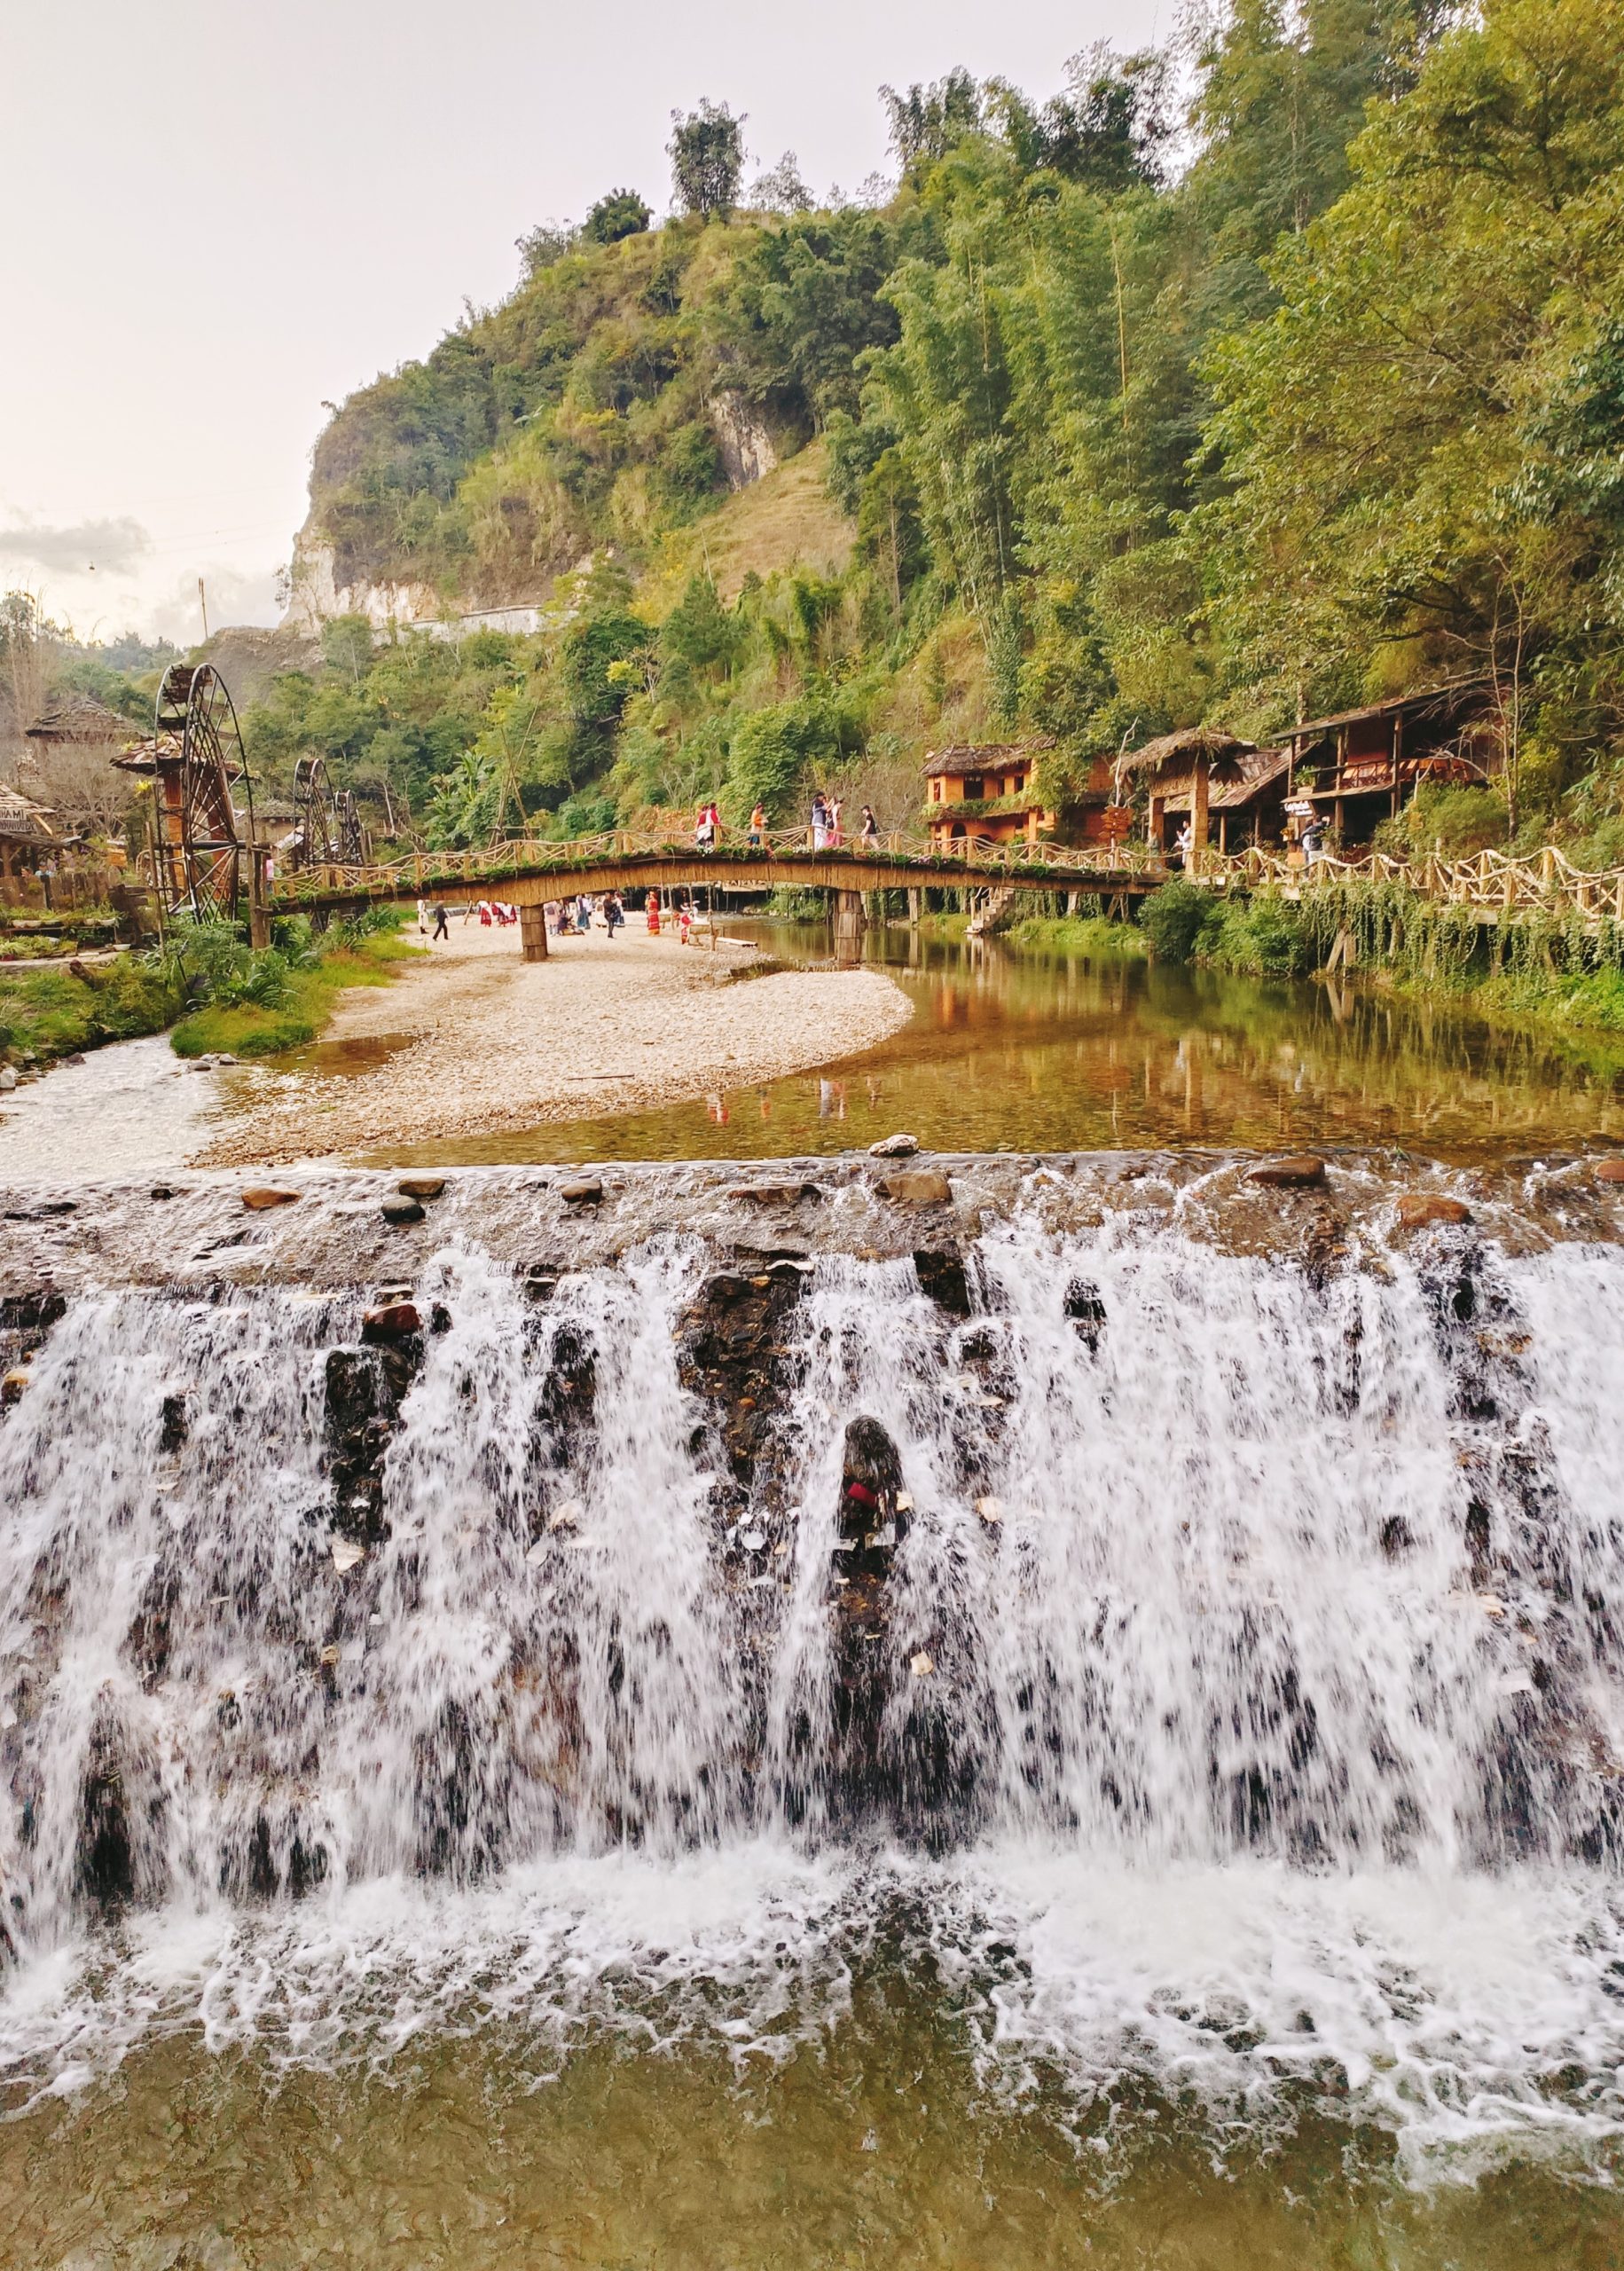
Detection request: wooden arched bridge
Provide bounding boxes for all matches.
[266,826,1165,918]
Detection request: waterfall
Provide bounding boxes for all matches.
[4,1199,1624,2162]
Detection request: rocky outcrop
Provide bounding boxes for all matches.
[707,391,780,491]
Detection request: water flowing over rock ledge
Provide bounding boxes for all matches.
[3,1146,1624,1306]
[5,1150,1624,2164]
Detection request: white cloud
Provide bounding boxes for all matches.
[0,515,152,575]
[147,563,283,646]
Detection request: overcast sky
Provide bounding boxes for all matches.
[3,0,1165,646]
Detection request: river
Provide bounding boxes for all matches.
[3,925,1624,2267]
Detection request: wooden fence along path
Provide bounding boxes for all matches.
[263,826,1624,931]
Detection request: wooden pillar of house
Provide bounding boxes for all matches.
[1149,795,1165,853]
[833,890,866,966]
[520,902,549,962]
[1190,761,1210,872]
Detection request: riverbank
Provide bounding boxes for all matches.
[193,923,914,1167]
[0,918,413,1080]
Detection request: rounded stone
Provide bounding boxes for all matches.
[1245,1155,1328,1190]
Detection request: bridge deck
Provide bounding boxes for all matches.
[268,832,1164,915]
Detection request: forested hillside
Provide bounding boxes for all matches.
[247,0,1624,858]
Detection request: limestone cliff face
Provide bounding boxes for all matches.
[707,392,779,491]
[281,525,550,642]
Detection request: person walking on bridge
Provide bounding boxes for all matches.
[749,803,765,848]
[859,805,879,850]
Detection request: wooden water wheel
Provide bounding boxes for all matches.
[145,663,254,922]
[291,753,340,869]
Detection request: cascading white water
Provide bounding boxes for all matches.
[4,1207,1624,2166]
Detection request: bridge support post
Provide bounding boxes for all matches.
[833,890,866,966]
[247,849,271,951]
[520,903,549,963]
[906,888,922,929]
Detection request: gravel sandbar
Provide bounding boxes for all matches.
[195,923,913,1167]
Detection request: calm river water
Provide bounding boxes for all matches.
[392,917,1624,1167]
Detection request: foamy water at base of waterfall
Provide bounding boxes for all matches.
[4,1206,1624,2261]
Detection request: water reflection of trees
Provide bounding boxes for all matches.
[882,936,1624,1153]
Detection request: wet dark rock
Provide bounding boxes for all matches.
[678,1266,808,1486]
[397,1176,447,1200]
[159,1391,189,1452]
[4,1199,77,1220]
[914,1248,970,1316]
[560,1176,603,1205]
[324,1334,423,1541]
[76,1718,162,1914]
[880,1168,953,1207]
[241,1187,300,1212]
[0,1291,66,1337]
[149,1185,179,1202]
[537,1321,598,1451]
[1063,1278,1107,1352]
[363,1301,422,1342]
[381,1196,425,1227]
[725,1180,825,1206]
[2,1367,29,1408]
[1246,1155,1327,1190]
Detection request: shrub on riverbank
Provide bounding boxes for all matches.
[0,914,414,1073]
[169,915,415,1057]
[1003,913,1149,958]
[1134,872,1624,1041]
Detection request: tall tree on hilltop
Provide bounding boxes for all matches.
[669,100,747,220]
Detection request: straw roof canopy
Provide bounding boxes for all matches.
[1121,727,1254,778]
[24,694,143,748]
[922,738,1055,780]
[1158,750,1291,813]
[0,782,59,845]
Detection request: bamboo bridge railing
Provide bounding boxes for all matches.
[263,826,1624,931]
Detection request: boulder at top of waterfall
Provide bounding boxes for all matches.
[381,1196,424,1227]
[1246,1155,1327,1190]
[1597,1159,1624,1184]
[1397,1194,1472,1230]
[363,1301,422,1342]
[880,1168,953,1207]
[397,1176,447,1202]
[560,1176,603,1205]
[241,1187,300,1211]
[869,1133,921,1159]
[726,1180,824,1206]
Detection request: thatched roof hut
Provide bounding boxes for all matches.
[24,695,143,750]
[1120,727,1255,779]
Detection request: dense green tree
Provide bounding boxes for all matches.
[668,99,747,219]
[584,189,652,245]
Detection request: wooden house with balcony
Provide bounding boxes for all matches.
[1287,681,1493,845]
[922,740,1124,850]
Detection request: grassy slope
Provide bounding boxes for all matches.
[169,931,420,1057]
